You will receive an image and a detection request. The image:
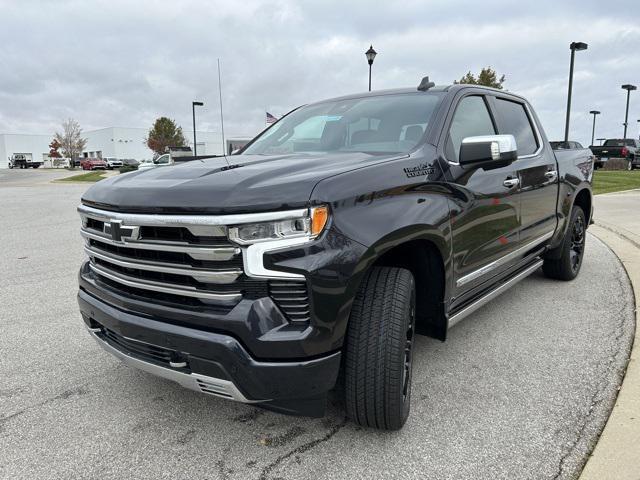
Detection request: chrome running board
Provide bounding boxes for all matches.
[448,259,543,329]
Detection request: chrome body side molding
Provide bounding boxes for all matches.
[448,259,543,329]
[456,231,553,287]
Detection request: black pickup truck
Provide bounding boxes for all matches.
[77,79,593,430]
[589,138,640,170]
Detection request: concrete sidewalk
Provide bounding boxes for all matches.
[581,189,640,480]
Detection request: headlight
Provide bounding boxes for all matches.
[228,206,329,245]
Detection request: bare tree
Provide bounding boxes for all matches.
[54,119,87,169]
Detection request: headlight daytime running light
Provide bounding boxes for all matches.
[228,206,329,245]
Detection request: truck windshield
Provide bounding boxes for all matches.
[243,93,443,156]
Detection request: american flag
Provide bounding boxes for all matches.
[266,112,278,124]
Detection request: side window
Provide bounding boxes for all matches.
[494,98,538,156]
[446,96,496,162]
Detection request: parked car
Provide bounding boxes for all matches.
[77,79,593,430]
[589,139,639,170]
[80,158,107,170]
[121,158,139,167]
[103,157,123,169]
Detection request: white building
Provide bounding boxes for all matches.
[0,127,227,169]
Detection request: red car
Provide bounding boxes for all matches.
[80,158,107,170]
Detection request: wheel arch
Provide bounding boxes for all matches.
[345,228,451,342]
[573,187,592,224]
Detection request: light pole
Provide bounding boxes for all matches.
[589,110,600,146]
[564,42,588,142]
[365,45,377,92]
[621,84,637,138]
[192,101,204,156]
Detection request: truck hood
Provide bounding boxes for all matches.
[81,152,402,214]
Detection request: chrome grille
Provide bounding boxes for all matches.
[268,280,311,322]
[79,204,311,320]
[80,206,245,307]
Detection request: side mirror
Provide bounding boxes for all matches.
[459,134,518,168]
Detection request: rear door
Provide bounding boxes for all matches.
[491,96,558,246]
[441,93,521,296]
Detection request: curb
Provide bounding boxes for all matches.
[579,224,640,480]
[597,187,640,196]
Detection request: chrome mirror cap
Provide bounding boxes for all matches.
[459,134,518,166]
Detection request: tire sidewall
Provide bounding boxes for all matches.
[344,267,417,430]
[562,207,586,279]
[399,280,416,424]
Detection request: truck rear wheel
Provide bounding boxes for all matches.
[543,206,586,281]
[344,267,416,430]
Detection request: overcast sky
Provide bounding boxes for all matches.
[1,0,639,146]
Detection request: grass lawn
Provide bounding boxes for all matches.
[56,171,107,182]
[593,170,640,195]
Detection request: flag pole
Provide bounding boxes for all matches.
[217,58,227,160]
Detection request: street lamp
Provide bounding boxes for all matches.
[192,101,204,156]
[589,110,601,146]
[564,42,588,142]
[621,84,637,138]
[365,45,377,92]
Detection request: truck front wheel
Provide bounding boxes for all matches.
[344,266,416,430]
[543,206,586,281]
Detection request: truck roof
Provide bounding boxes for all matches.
[309,83,526,107]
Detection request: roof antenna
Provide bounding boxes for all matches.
[417,76,435,91]
[217,58,229,165]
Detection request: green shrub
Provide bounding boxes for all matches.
[119,165,138,174]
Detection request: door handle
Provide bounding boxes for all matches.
[503,178,519,188]
[545,170,558,179]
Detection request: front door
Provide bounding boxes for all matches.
[441,94,521,297]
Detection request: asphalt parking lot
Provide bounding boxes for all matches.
[0,170,635,480]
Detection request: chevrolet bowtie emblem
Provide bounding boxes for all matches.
[103,220,139,243]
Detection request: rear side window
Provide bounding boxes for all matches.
[494,98,539,156]
[446,96,496,162]
[603,139,631,147]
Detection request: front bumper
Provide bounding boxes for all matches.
[78,288,342,416]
